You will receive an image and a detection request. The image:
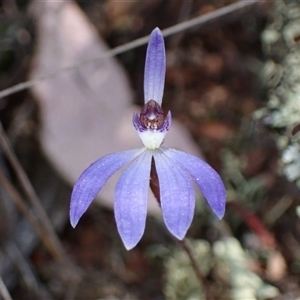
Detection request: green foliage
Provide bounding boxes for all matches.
[163,240,210,300]
[163,238,278,300]
[255,0,300,188]
[214,237,278,300]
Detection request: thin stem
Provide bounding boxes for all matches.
[0,168,62,260]
[4,242,46,297]
[150,158,212,299]
[169,0,194,48]
[0,0,260,100]
[0,122,66,262]
[177,239,213,300]
[0,276,12,300]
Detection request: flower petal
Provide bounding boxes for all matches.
[162,148,226,219]
[115,150,153,250]
[153,150,195,240]
[70,149,144,227]
[144,28,166,105]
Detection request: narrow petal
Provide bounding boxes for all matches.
[70,149,144,227]
[162,148,226,219]
[154,150,195,240]
[115,150,153,250]
[144,28,166,105]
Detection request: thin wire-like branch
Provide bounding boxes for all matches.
[0,124,82,295]
[169,0,194,114]
[0,0,259,100]
[0,122,66,262]
[0,276,12,300]
[169,0,194,48]
[4,242,42,296]
[162,0,259,37]
[0,168,62,260]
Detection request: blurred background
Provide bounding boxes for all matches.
[1,0,300,299]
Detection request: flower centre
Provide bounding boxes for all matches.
[139,100,165,130]
[132,99,171,150]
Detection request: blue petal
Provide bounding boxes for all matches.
[70,149,144,227]
[162,148,226,219]
[153,150,195,240]
[115,150,153,250]
[144,28,166,105]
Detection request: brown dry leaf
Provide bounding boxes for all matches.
[202,85,229,107]
[198,121,234,141]
[29,0,202,214]
[202,54,224,78]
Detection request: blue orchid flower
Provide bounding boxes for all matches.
[70,28,226,250]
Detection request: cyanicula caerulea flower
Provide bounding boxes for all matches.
[70,28,226,250]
